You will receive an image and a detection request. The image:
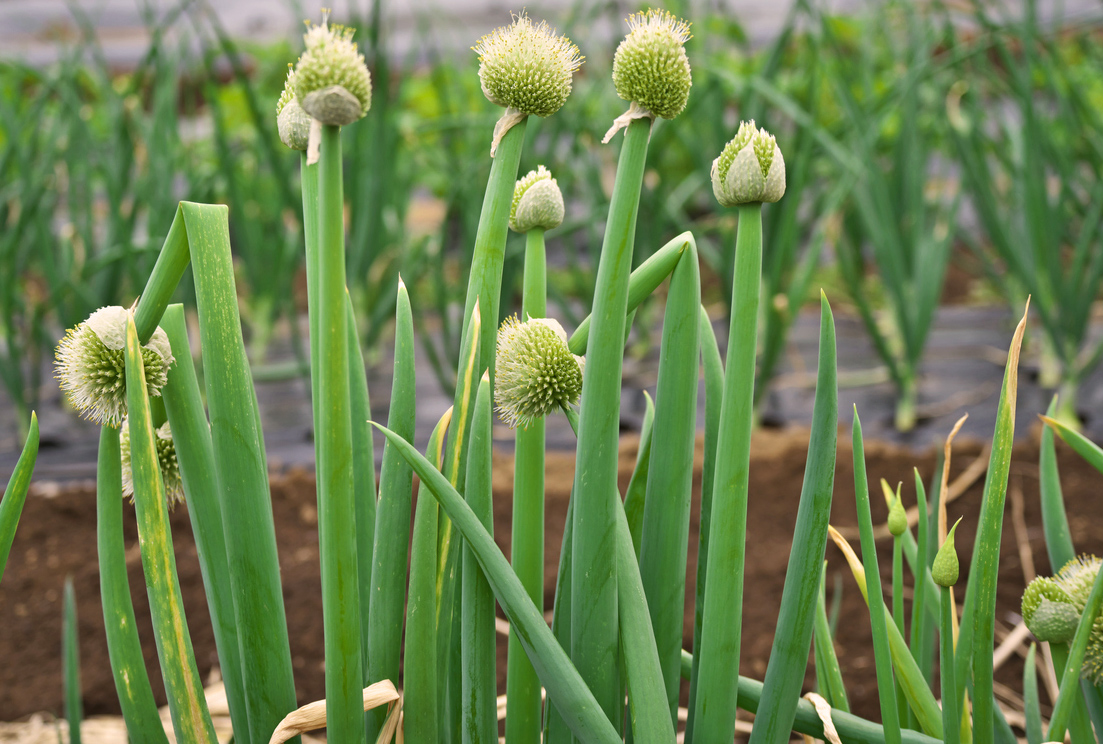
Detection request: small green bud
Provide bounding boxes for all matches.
[120,419,185,508]
[510,166,564,233]
[932,518,962,587]
[887,493,907,537]
[1022,577,1080,644]
[711,120,786,206]
[55,306,174,428]
[611,9,692,120]
[495,316,584,429]
[473,14,583,118]
[292,20,372,126]
[276,67,311,151]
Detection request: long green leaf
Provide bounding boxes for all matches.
[0,411,38,583]
[366,280,417,739]
[96,426,169,743]
[1039,396,1075,569]
[749,293,838,744]
[1023,644,1042,744]
[124,314,216,744]
[372,422,620,744]
[622,391,655,557]
[159,304,248,743]
[813,563,850,712]
[63,576,82,744]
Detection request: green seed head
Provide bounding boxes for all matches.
[611,9,692,120]
[495,316,584,428]
[887,493,907,537]
[1022,576,1080,644]
[292,19,372,126]
[712,120,786,206]
[932,518,962,587]
[1051,556,1103,680]
[120,419,185,508]
[510,165,565,233]
[277,66,311,150]
[473,14,583,117]
[55,306,174,428]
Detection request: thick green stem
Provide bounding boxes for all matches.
[315,123,364,743]
[63,577,82,744]
[571,116,651,725]
[691,203,762,742]
[940,586,960,744]
[507,228,547,744]
[896,375,918,432]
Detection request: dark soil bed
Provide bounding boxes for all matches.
[2,425,1101,734]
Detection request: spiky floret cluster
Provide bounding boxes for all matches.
[711,120,786,206]
[277,66,311,150]
[495,316,584,428]
[473,14,583,117]
[120,419,185,508]
[292,20,372,126]
[510,165,565,233]
[611,9,692,120]
[1022,557,1103,677]
[56,306,174,428]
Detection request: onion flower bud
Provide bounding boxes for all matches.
[474,14,583,155]
[495,316,584,429]
[276,66,311,151]
[1022,575,1081,644]
[55,306,174,428]
[120,418,185,508]
[293,19,372,127]
[510,166,565,233]
[711,120,786,206]
[931,518,962,588]
[887,493,907,537]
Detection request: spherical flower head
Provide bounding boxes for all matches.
[712,120,786,206]
[277,66,311,151]
[474,14,583,118]
[1022,575,1080,644]
[611,10,692,120]
[121,419,185,508]
[56,306,174,428]
[1050,556,1103,681]
[510,166,565,233]
[495,316,584,428]
[293,20,372,126]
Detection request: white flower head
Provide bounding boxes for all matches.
[55,306,174,428]
[120,419,185,508]
[612,9,692,120]
[495,316,584,428]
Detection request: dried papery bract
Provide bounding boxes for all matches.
[56,306,174,428]
[711,120,786,206]
[473,13,583,154]
[605,9,692,142]
[495,316,583,429]
[510,166,565,234]
[120,419,184,508]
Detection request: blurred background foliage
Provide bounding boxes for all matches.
[2,0,1102,436]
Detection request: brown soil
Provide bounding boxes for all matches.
[2,425,1101,731]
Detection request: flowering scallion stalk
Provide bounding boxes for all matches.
[571,11,691,723]
[933,518,962,744]
[503,165,563,744]
[63,576,82,744]
[691,119,784,742]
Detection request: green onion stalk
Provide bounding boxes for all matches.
[279,18,376,740]
[690,117,786,742]
[571,9,692,722]
[437,18,582,734]
[933,518,963,744]
[502,165,565,743]
[887,483,910,725]
[63,576,82,744]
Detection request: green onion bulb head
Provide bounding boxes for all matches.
[120,419,185,508]
[887,493,907,537]
[56,306,174,428]
[932,518,962,587]
[277,66,311,150]
[1022,575,1081,644]
[712,120,786,206]
[1046,556,1103,680]
[611,9,692,120]
[510,165,564,233]
[292,19,372,126]
[473,14,583,118]
[495,316,584,428]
